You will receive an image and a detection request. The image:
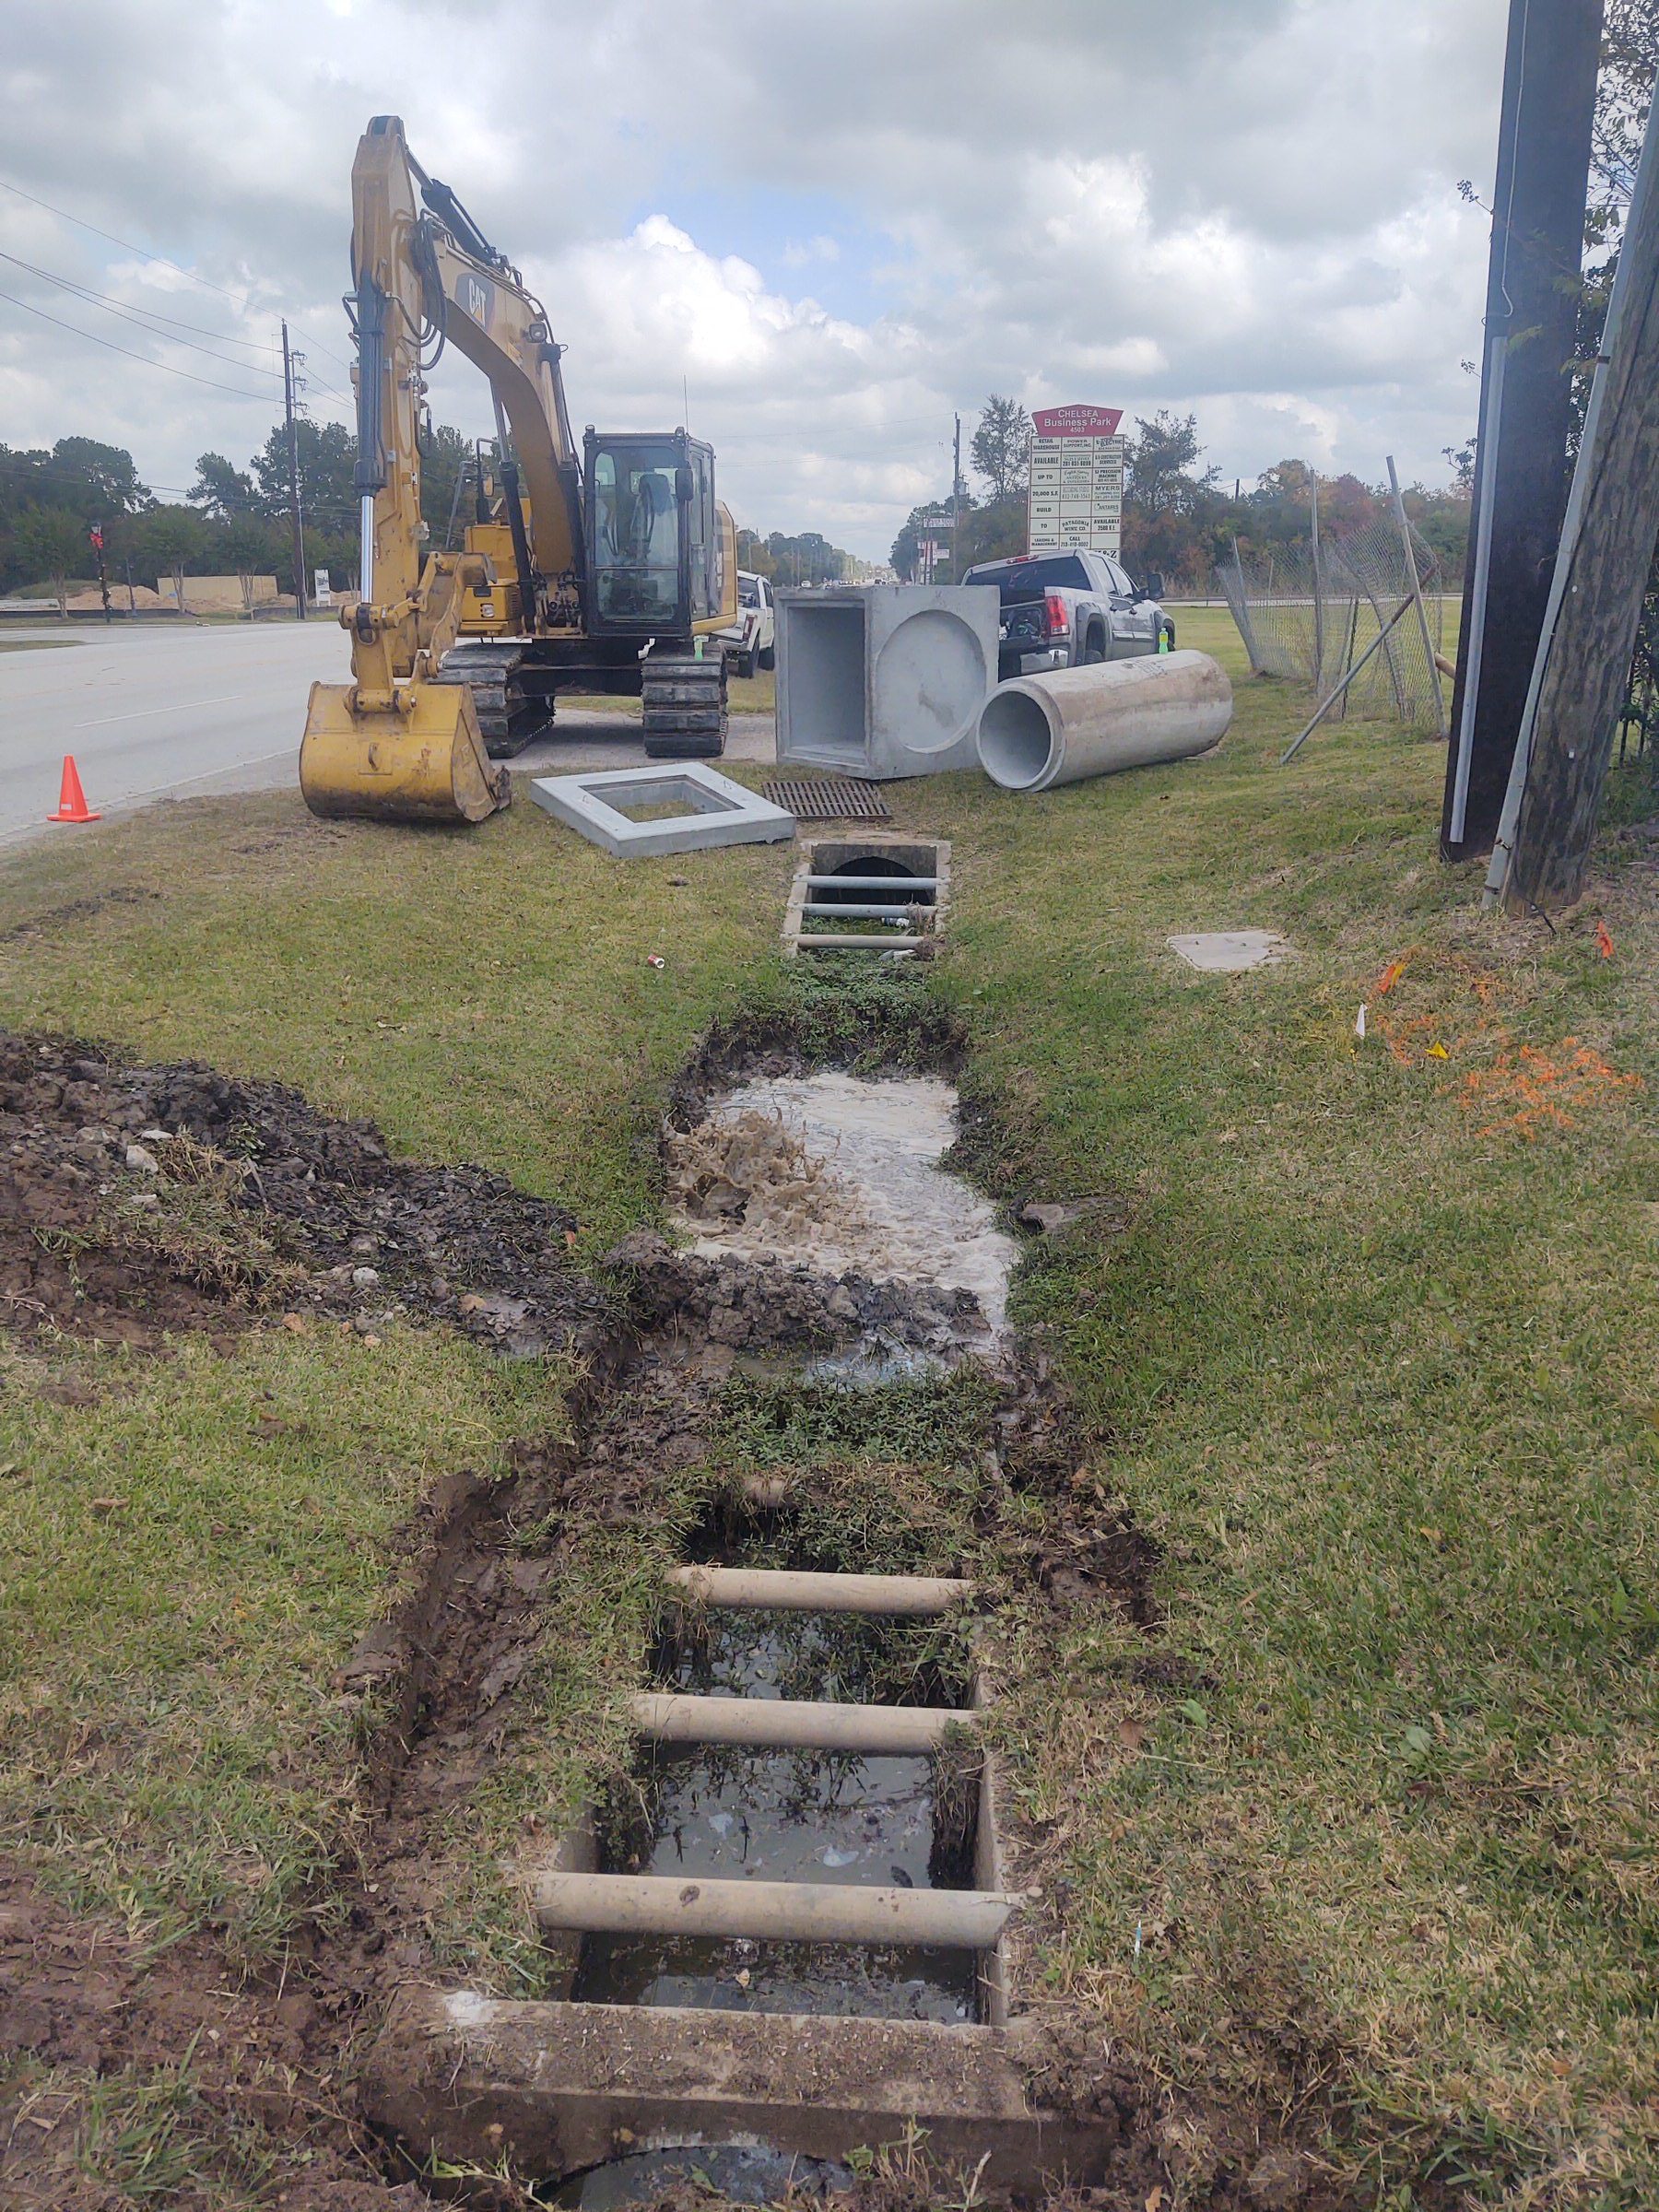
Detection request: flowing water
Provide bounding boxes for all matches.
[666,1073,1017,1336]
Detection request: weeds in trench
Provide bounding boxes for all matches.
[690,953,964,1086]
[712,1368,997,1481]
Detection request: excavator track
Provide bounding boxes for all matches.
[641,653,728,760]
[432,641,549,758]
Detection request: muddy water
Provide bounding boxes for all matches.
[572,1610,978,2025]
[552,2144,850,2206]
[667,1073,1017,1335]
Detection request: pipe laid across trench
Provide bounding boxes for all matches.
[666,1565,973,1616]
[535,1871,1019,1947]
[629,1690,975,1754]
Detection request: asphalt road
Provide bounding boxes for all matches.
[0,620,775,846]
[0,619,347,845]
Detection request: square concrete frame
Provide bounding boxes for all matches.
[776,584,998,781]
[529,762,795,857]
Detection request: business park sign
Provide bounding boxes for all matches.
[1028,404,1125,558]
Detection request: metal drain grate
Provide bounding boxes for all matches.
[763,775,891,823]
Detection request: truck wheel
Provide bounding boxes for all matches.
[737,647,757,680]
[1082,632,1106,665]
[759,645,775,672]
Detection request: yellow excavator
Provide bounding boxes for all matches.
[300,115,738,824]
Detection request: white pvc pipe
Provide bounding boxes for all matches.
[629,1691,976,1754]
[534,1871,1018,1947]
[976,650,1232,793]
[666,1566,973,1616]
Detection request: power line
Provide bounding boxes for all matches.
[0,286,277,399]
[0,172,356,375]
[0,249,284,378]
[0,246,282,355]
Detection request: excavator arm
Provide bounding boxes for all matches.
[301,114,579,822]
[300,112,741,820]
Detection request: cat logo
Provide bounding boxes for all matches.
[461,273,493,329]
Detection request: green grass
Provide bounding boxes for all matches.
[0,598,1654,2200]
[562,665,775,718]
[0,1325,566,1963]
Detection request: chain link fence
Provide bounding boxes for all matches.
[1217,516,1448,731]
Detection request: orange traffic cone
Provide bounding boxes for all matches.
[47,756,100,824]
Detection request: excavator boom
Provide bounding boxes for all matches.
[300,114,739,826]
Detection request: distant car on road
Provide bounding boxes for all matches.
[963,550,1174,681]
[712,570,776,678]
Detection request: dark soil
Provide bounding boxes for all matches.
[0,1032,610,1355]
[0,1863,425,2212]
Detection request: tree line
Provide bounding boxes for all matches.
[890,396,1475,592]
[0,421,859,607]
[0,420,487,605]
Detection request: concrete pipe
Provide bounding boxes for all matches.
[534,1870,1020,1947]
[666,1565,974,1616]
[976,649,1232,794]
[629,1691,977,1754]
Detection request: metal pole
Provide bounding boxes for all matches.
[1450,338,1506,838]
[1309,471,1324,688]
[1280,597,1414,763]
[1387,453,1446,735]
[282,321,307,620]
[952,411,962,582]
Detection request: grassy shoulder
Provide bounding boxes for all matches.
[0,606,1653,2200]
[561,664,775,718]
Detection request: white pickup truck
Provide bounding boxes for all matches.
[712,570,776,678]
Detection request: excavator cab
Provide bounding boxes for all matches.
[583,429,723,636]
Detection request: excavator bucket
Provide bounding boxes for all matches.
[299,679,512,825]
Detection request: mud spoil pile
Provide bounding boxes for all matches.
[0,1031,607,1352]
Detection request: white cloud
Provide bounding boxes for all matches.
[0,0,1512,555]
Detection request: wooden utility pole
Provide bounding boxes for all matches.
[1441,0,1602,860]
[1495,91,1659,914]
[282,320,307,621]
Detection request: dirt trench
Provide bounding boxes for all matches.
[0,1019,1370,2210]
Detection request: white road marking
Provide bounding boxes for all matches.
[75,688,267,729]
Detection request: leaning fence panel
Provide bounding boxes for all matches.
[1218,518,1446,735]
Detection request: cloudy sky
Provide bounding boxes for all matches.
[1,0,1507,558]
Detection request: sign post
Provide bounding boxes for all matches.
[1028,405,1125,558]
[88,524,111,624]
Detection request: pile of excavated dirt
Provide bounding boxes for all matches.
[606,1228,980,1360]
[0,1033,610,1355]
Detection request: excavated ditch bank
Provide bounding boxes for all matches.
[0,1030,609,1355]
[2,1008,1358,2209]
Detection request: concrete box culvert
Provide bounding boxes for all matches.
[776,586,997,781]
[977,647,1233,793]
